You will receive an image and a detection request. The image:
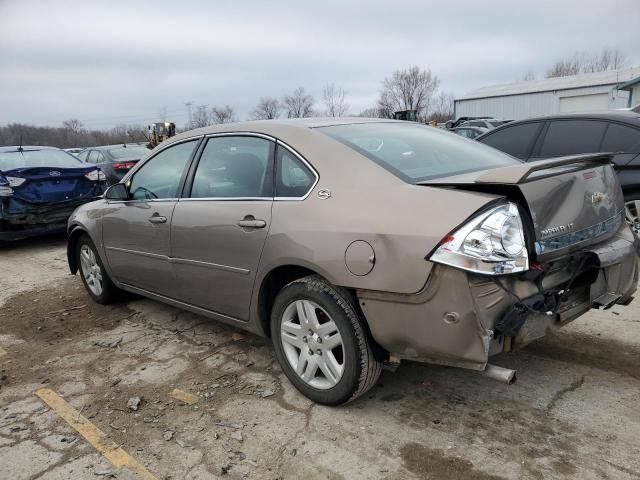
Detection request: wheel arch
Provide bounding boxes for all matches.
[67,225,88,274]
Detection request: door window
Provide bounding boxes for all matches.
[129,140,197,200]
[87,151,100,163]
[601,123,640,153]
[479,122,541,159]
[276,146,316,198]
[78,151,89,162]
[190,136,273,198]
[538,120,607,157]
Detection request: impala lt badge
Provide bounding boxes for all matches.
[541,223,574,238]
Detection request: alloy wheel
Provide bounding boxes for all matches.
[625,199,640,236]
[79,244,103,296]
[280,299,345,389]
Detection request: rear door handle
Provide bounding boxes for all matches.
[237,219,266,228]
[148,214,167,224]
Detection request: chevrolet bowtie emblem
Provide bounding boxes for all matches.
[590,192,605,204]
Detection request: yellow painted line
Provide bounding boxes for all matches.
[169,388,199,405]
[35,388,157,480]
[0,347,7,358]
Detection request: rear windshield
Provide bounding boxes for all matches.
[107,145,149,160]
[319,123,520,182]
[0,149,81,171]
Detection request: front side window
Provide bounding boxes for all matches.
[129,140,197,200]
[77,151,89,162]
[190,136,273,198]
[276,146,315,198]
[319,123,519,183]
[538,120,607,157]
[479,122,541,159]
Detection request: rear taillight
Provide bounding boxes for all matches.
[112,162,137,171]
[429,202,529,275]
[85,170,106,182]
[0,176,11,197]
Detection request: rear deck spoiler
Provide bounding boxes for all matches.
[473,153,613,185]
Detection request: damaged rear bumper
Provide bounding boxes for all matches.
[358,224,638,371]
[0,198,100,241]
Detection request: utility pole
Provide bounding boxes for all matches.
[184,101,193,130]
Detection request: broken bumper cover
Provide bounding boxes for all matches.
[0,198,101,241]
[358,223,638,371]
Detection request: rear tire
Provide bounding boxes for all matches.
[624,192,640,238]
[270,275,382,405]
[76,234,119,304]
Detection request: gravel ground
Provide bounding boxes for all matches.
[1,235,639,479]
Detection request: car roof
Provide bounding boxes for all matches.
[492,111,640,125]
[0,146,62,153]
[90,143,147,150]
[476,111,640,140]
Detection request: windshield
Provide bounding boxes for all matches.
[108,145,149,160]
[318,123,520,182]
[0,149,82,171]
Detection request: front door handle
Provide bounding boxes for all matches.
[237,219,266,229]
[148,214,167,224]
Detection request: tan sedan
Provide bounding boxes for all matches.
[66,119,638,405]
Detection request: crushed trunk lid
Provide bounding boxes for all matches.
[3,165,100,204]
[419,154,625,259]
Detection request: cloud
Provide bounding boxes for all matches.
[0,0,638,128]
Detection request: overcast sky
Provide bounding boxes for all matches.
[1,0,638,129]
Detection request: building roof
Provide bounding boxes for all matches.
[457,67,640,101]
[618,75,640,91]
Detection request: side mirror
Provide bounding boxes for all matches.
[105,183,129,201]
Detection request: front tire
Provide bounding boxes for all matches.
[270,275,382,405]
[76,234,118,304]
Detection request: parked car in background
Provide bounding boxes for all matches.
[460,118,511,130]
[66,119,637,405]
[64,147,84,156]
[78,144,149,185]
[476,112,640,235]
[451,125,488,139]
[0,146,105,241]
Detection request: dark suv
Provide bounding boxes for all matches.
[477,112,640,234]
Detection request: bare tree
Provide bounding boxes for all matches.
[62,119,84,133]
[377,66,440,121]
[546,47,628,78]
[283,87,314,118]
[191,105,211,128]
[322,83,350,117]
[252,97,281,120]
[522,69,536,81]
[210,105,236,124]
[427,92,455,123]
[358,107,385,118]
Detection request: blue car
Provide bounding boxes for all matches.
[0,146,106,241]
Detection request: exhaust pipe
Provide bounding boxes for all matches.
[480,364,517,385]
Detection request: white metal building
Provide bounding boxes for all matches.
[454,67,640,120]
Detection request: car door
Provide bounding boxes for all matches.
[102,138,200,295]
[530,119,608,161]
[170,134,275,320]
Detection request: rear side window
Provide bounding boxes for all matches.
[77,151,89,162]
[129,140,197,200]
[276,147,316,198]
[87,151,100,163]
[190,136,273,198]
[479,122,541,159]
[320,123,519,182]
[601,123,640,153]
[538,120,607,157]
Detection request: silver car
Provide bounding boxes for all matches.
[67,119,638,405]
